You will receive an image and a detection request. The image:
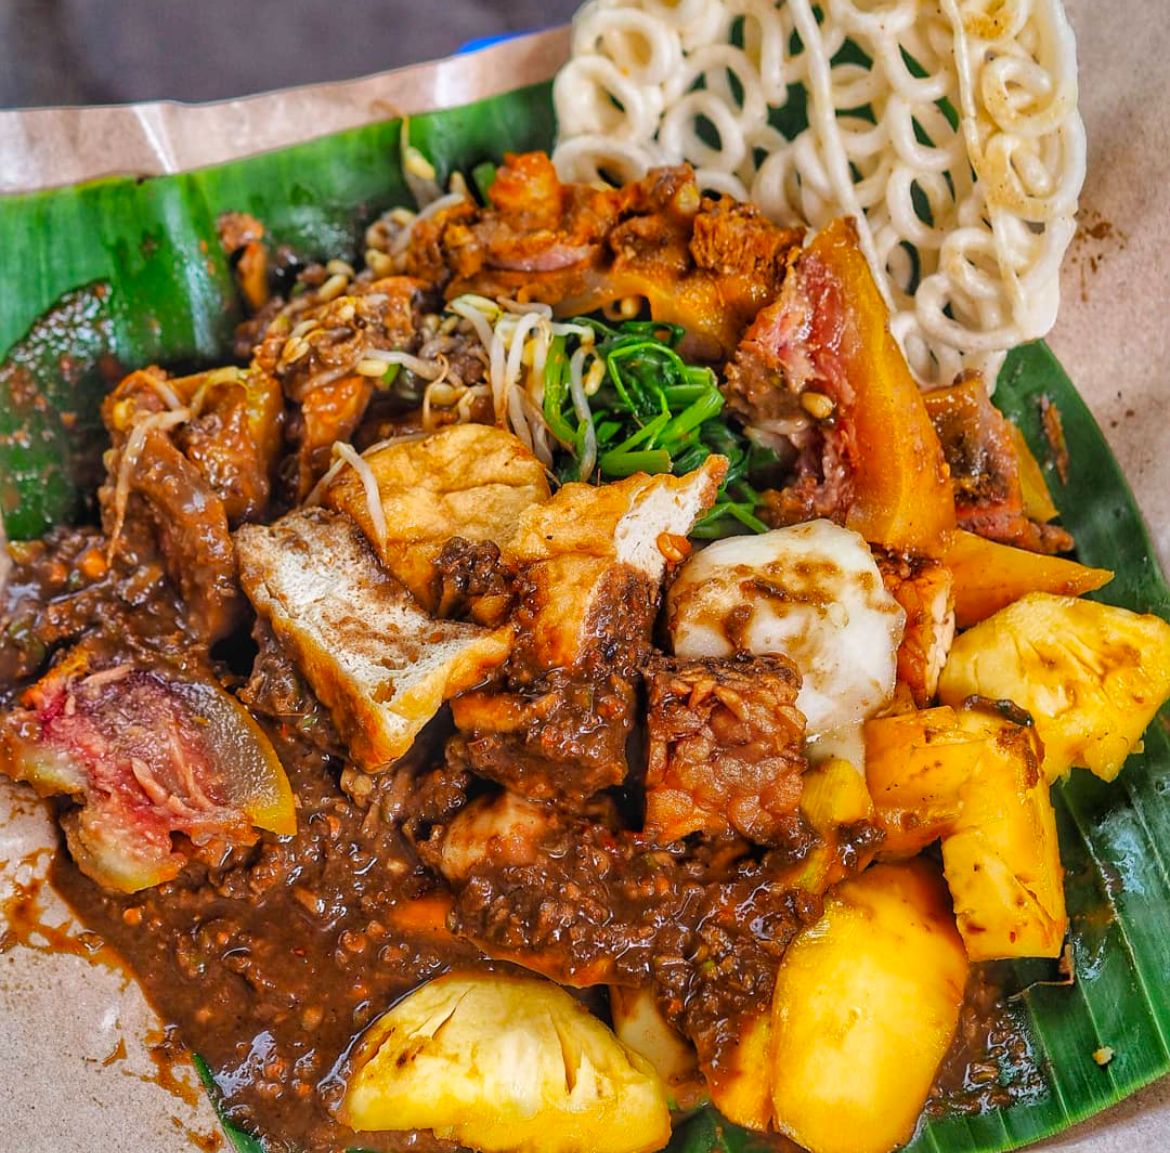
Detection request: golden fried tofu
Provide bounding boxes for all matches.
[236,509,512,771]
[323,424,551,615]
[509,458,727,672]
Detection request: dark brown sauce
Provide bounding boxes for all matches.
[140,1025,203,1110]
[0,846,121,968]
[49,726,470,1153]
[0,450,1043,1153]
[7,673,1043,1152]
[928,964,1047,1118]
[170,1114,226,1153]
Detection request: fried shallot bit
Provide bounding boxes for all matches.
[925,373,1074,554]
[0,650,294,894]
[396,151,802,361]
[643,653,808,847]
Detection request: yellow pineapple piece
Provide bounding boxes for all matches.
[864,707,981,858]
[786,756,880,891]
[769,861,968,1153]
[939,592,1170,782]
[801,756,874,829]
[865,705,1066,961]
[340,971,671,1153]
[941,710,1065,960]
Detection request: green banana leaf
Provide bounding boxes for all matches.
[0,81,555,540]
[2,79,1169,1153]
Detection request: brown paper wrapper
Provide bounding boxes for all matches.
[1,6,1167,1150]
[0,29,569,193]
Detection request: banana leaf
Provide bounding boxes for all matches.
[0,81,554,539]
[2,81,1169,1153]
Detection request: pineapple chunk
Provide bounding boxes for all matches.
[865,706,984,858]
[939,592,1170,782]
[787,757,878,891]
[866,705,1066,960]
[769,861,968,1153]
[942,710,1065,960]
[340,971,671,1153]
[801,756,874,830]
[609,986,702,1110]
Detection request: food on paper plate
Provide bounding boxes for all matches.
[1,6,1168,1153]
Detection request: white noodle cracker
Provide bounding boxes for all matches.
[552,0,1085,389]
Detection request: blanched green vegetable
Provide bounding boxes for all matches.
[541,317,772,537]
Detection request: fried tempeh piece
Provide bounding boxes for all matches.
[643,653,808,847]
[451,459,727,803]
[236,508,512,771]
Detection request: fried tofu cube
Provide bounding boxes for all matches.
[508,457,726,672]
[236,509,512,770]
[449,460,727,803]
[324,423,551,615]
